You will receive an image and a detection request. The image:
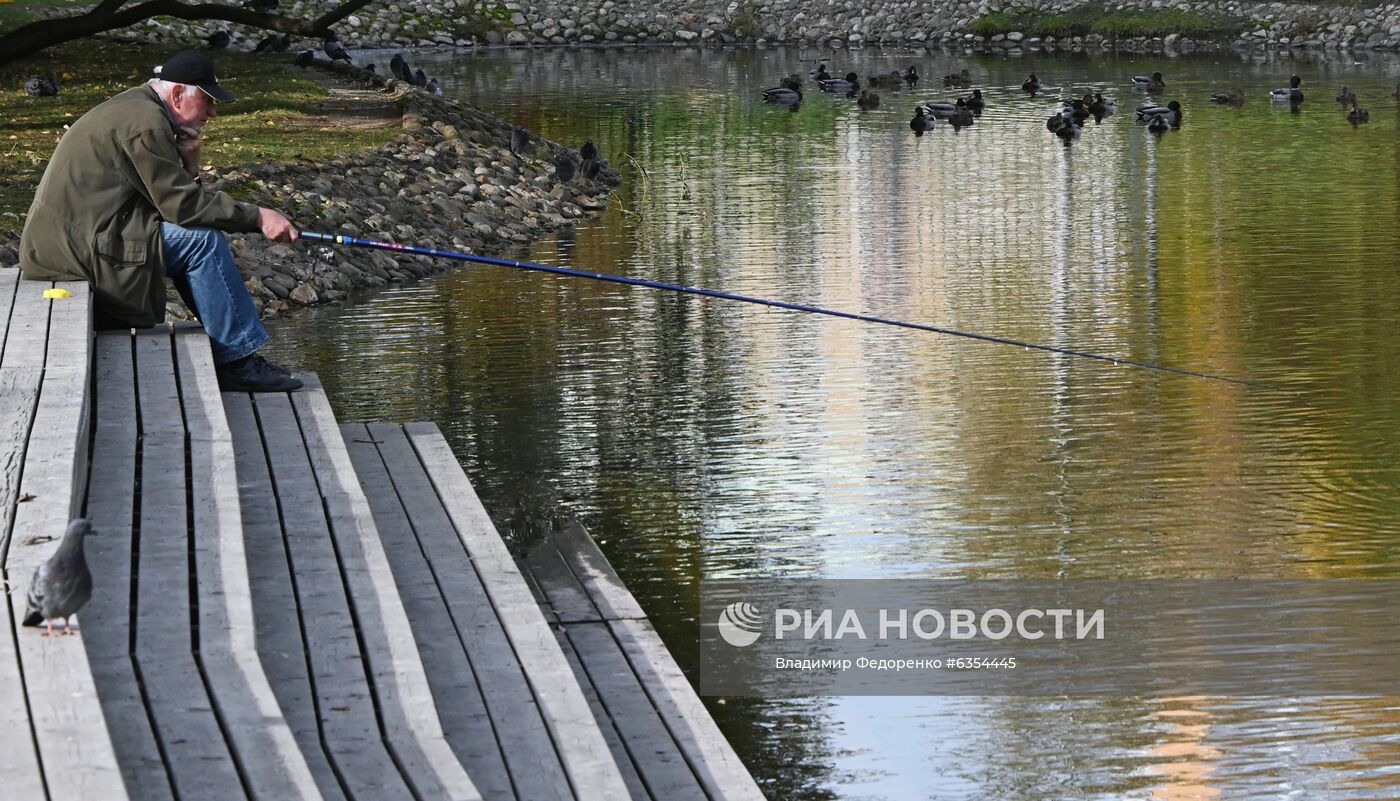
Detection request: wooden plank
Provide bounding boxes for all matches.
[252,393,420,801]
[565,621,708,801]
[551,625,652,801]
[8,308,123,801]
[173,328,324,801]
[0,367,42,561]
[549,522,765,800]
[348,423,567,801]
[131,329,247,801]
[610,617,767,801]
[550,522,646,621]
[224,393,348,801]
[1,279,52,368]
[289,382,480,801]
[0,268,21,359]
[522,538,603,624]
[403,423,631,800]
[0,574,46,801]
[83,332,176,801]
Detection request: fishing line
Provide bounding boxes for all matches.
[300,230,1254,387]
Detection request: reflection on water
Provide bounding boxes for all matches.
[267,45,1400,800]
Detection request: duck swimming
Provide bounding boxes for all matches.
[964,88,985,111]
[1336,85,1357,105]
[1347,100,1369,124]
[922,101,958,119]
[1133,71,1165,93]
[856,90,881,110]
[1137,100,1183,127]
[1022,73,1041,94]
[943,69,972,87]
[1209,89,1245,106]
[1147,115,1170,133]
[1271,75,1304,104]
[762,86,803,104]
[900,66,920,85]
[948,99,975,127]
[1089,92,1114,121]
[811,64,832,82]
[818,72,859,94]
[909,106,938,132]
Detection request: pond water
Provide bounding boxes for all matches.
[267,45,1400,800]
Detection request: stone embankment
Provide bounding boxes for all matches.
[0,63,619,319]
[108,0,1400,54]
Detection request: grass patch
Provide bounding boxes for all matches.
[968,5,1246,39]
[0,40,401,239]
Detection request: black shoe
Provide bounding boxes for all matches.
[217,353,303,392]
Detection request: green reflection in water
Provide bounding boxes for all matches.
[268,46,1400,800]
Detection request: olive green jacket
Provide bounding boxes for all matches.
[19,85,261,327]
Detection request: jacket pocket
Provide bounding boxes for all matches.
[92,235,158,326]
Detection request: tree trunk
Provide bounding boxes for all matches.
[0,0,381,68]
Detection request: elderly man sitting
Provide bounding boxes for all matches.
[20,50,301,392]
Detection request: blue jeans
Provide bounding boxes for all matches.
[161,223,267,364]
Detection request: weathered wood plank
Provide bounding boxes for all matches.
[551,522,646,621]
[0,573,46,801]
[549,523,766,801]
[403,423,631,799]
[0,268,21,358]
[0,367,42,561]
[83,333,175,801]
[523,537,603,624]
[7,298,122,801]
[550,624,651,801]
[251,392,418,801]
[349,423,567,801]
[610,617,767,801]
[1,279,52,368]
[131,329,247,801]
[565,621,708,801]
[225,393,349,801]
[290,382,479,801]
[174,328,324,801]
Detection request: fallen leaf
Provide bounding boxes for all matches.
[17,493,35,502]
[21,535,54,546]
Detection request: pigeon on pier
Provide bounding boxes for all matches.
[323,34,352,64]
[22,519,94,637]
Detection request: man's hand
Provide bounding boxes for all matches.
[258,208,299,242]
[175,126,203,178]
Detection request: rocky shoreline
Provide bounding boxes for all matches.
[101,0,1400,54]
[0,62,620,320]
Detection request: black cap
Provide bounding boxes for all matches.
[157,50,235,102]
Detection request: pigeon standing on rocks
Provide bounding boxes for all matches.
[390,53,412,83]
[254,34,291,53]
[294,49,316,68]
[24,77,58,97]
[425,78,443,97]
[206,30,231,49]
[412,68,428,88]
[579,139,598,161]
[22,519,94,637]
[510,126,531,155]
[554,151,576,182]
[323,34,352,64]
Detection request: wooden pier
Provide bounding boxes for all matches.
[0,268,765,801]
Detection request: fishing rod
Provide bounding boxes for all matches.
[300,230,1253,387]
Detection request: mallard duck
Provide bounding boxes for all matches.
[857,90,881,110]
[964,88,985,111]
[1209,89,1245,106]
[762,86,803,104]
[1347,100,1369,124]
[1133,71,1166,93]
[810,64,832,82]
[910,106,938,132]
[1055,116,1081,141]
[780,74,803,91]
[901,66,920,85]
[1271,75,1303,104]
[1089,92,1114,119]
[1137,100,1182,127]
[1047,111,1068,133]
[1066,98,1090,123]
[922,101,958,119]
[949,99,975,127]
[943,69,971,87]
[818,72,859,93]
[1022,73,1041,94]
[1147,115,1169,132]
[1336,85,1357,105]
